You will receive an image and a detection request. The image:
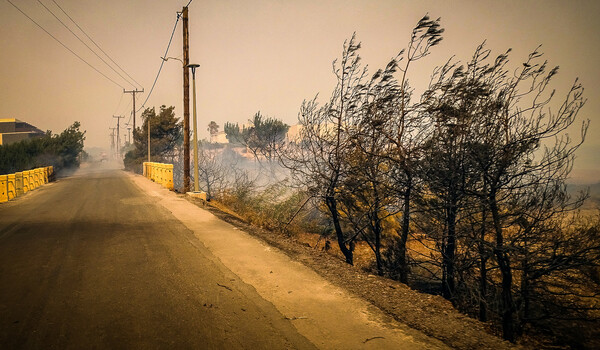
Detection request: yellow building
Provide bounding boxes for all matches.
[0,118,45,145]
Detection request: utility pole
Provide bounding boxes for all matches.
[189,64,200,192]
[109,127,116,159]
[124,88,144,130]
[147,114,151,162]
[113,115,124,157]
[182,6,191,192]
[127,127,131,144]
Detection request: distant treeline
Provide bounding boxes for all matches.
[0,121,85,175]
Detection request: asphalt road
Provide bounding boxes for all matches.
[0,163,316,349]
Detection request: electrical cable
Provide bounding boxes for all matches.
[121,99,133,126]
[5,0,126,89]
[50,0,143,89]
[112,92,124,115]
[136,13,181,112]
[36,0,139,89]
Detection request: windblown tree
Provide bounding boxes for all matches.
[420,42,592,342]
[418,56,486,303]
[281,16,444,267]
[280,33,367,265]
[379,15,444,284]
[277,13,597,346]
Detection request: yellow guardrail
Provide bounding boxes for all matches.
[142,162,174,190]
[0,166,54,203]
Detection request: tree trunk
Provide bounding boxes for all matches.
[398,174,412,284]
[490,194,516,342]
[373,213,383,276]
[479,204,488,322]
[479,254,488,322]
[442,203,457,302]
[326,196,354,265]
[372,181,384,276]
[519,235,531,337]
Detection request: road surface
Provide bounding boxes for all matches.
[0,163,446,349]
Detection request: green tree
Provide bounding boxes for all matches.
[207,121,219,138]
[0,121,85,174]
[54,121,86,169]
[245,112,289,161]
[224,113,289,161]
[124,105,182,172]
[224,122,243,145]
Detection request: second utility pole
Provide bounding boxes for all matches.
[109,127,116,159]
[124,88,144,130]
[182,6,191,192]
[113,115,124,157]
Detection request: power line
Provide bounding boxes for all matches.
[111,96,131,128]
[125,110,133,127]
[50,0,143,89]
[112,92,124,115]
[136,13,181,113]
[36,0,138,89]
[121,98,133,117]
[5,0,126,89]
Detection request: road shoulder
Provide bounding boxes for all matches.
[128,172,450,349]
[127,172,516,349]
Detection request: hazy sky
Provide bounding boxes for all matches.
[1,0,599,183]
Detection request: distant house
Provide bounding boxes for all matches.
[285,124,303,143]
[285,123,340,143]
[0,118,45,146]
[210,131,229,144]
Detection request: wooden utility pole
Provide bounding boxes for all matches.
[113,115,124,157]
[109,127,116,158]
[127,127,131,144]
[182,6,191,192]
[124,88,144,130]
[147,114,151,162]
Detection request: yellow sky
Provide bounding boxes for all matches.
[1,0,599,182]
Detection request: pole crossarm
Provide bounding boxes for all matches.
[124,88,144,131]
